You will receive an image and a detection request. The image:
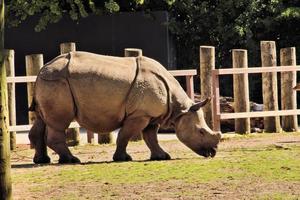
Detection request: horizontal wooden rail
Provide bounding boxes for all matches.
[220,109,300,120]
[7,76,37,83]
[211,65,300,132]
[169,69,197,76]
[9,121,80,132]
[214,65,300,75]
[168,69,197,100]
[6,70,198,84]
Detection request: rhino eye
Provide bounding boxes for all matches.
[199,128,206,135]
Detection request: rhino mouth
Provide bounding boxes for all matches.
[195,147,217,158]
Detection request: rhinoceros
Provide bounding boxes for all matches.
[28,51,221,164]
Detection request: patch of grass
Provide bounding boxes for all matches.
[222,132,300,141]
[12,145,300,186]
[12,133,300,199]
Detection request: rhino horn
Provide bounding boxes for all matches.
[189,97,211,112]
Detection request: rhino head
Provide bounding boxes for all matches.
[174,98,221,158]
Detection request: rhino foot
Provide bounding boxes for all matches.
[113,153,132,162]
[150,152,171,161]
[33,155,51,164]
[58,155,81,164]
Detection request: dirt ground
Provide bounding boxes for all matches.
[11,133,300,200]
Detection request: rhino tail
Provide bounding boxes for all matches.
[28,98,37,112]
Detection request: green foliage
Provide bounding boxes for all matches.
[6,0,174,31]
[163,0,299,99]
[104,0,120,13]
[7,0,91,32]
[166,0,300,68]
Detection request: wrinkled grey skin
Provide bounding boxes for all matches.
[29,51,221,164]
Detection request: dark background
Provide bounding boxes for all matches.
[5,11,176,124]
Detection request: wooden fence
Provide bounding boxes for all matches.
[9,40,293,147]
[208,41,299,133]
[5,43,197,145]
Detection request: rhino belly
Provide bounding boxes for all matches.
[68,77,131,132]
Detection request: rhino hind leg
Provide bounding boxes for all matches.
[29,115,50,164]
[142,124,171,161]
[46,126,80,164]
[113,116,150,162]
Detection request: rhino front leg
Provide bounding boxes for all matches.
[113,117,150,162]
[46,126,80,164]
[142,124,171,161]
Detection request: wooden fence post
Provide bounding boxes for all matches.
[124,48,143,141]
[124,48,142,57]
[0,0,12,198]
[232,49,250,134]
[261,41,281,133]
[280,47,298,132]
[200,46,214,129]
[60,42,76,55]
[4,49,16,150]
[60,42,80,146]
[97,133,112,144]
[26,54,43,125]
[87,130,95,144]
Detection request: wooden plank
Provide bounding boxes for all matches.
[185,75,194,100]
[214,65,300,75]
[220,109,300,120]
[6,76,37,83]
[280,47,298,131]
[26,54,43,125]
[169,70,197,76]
[87,130,94,143]
[260,41,280,133]
[4,49,16,150]
[232,49,250,134]
[200,46,215,128]
[124,48,142,57]
[211,70,221,132]
[6,71,198,83]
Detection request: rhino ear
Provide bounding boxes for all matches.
[293,84,300,90]
[189,97,211,112]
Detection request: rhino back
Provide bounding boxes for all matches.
[38,52,138,132]
[67,52,138,131]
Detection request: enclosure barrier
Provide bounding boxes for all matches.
[6,44,197,145]
[232,49,251,134]
[261,41,281,133]
[4,49,16,150]
[211,65,300,132]
[200,46,214,128]
[198,41,298,133]
[280,47,298,131]
[26,54,43,125]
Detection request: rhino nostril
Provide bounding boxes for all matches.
[210,148,217,157]
[196,147,217,158]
